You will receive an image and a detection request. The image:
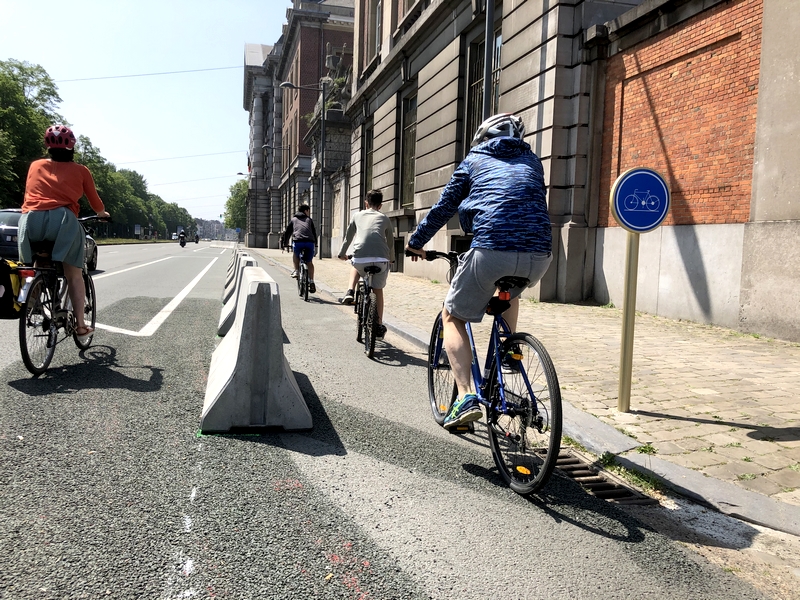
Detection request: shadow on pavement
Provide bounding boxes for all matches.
[369,342,427,368]
[218,371,347,457]
[7,345,164,395]
[634,409,800,442]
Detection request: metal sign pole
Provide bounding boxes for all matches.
[609,167,671,414]
[618,231,640,413]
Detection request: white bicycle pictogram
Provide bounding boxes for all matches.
[623,189,661,212]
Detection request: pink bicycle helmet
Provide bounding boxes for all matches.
[44,125,77,150]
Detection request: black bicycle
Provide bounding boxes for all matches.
[17,216,105,376]
[296,257,310,302]
[353,264,383,358]
[419,250,562,495]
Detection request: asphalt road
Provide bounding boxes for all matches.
[0,243,769,599]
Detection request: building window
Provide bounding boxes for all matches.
[400,93,417,208]
[363,123,374,192]
[366,0,382,63]
[465,30,502,151]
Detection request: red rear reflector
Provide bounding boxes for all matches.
[18,269,35,278]
[498,291,511,301]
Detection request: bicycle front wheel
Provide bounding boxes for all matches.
[487,333,562,495]
[427,311,456,425]
[74,273,96,350]
[364,291,378,358]
[19,276,56,376]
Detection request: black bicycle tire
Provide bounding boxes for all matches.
[296,265,304,297]
[302,265,309,302]
[74,273,96,350]
[365,291,378,358]
[487,333,562,495]
[355,283,364,342]
[427,311,456,425]
[19,275,56,376]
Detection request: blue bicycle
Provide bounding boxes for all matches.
[422,250,562,495]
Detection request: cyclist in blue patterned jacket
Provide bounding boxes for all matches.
[406,113,553,430]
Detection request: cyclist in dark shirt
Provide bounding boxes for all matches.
[281,204,318,293]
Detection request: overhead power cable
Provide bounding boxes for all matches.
[116,151,244,165]
[150,175,242,186]
[55,66,240,83]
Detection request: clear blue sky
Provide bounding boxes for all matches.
[1,0,288,221]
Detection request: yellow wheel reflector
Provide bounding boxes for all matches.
[439,405,448,412]
[511,353,523,360]
[516,466,531,475]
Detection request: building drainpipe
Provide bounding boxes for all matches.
[482,0,495,120]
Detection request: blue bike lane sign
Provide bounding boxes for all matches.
[610,168,671,233]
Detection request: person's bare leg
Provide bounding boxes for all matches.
[504,296,520,332]
[63,262,87,330]
[348,267,360,291]
[442,307,474,398]
[292,254,300,272]
[307,260,315,280]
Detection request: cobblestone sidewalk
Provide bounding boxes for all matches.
[253,248,800,506]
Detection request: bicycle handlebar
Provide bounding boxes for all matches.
[404,248,459,264]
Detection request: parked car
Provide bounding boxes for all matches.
[0,208,98,271]
[0,208,22,261]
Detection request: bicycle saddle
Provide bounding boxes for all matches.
[30,240,55,258]
[364,265,382,274]
[494,276,530,291]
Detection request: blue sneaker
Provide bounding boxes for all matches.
[443,393,482,430]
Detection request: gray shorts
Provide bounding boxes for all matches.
[444,248,552,322]
[18,207,85,268]
[352,260,390,289]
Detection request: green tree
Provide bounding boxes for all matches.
[224,179,247,230]
[0,59,63,207]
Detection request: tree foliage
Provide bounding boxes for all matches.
[0,59,62,208]
[224,179,247,230]
[0,59,196,237]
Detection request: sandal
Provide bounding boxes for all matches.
[75,326,94,338]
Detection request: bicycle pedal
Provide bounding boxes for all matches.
[447,421,475,435]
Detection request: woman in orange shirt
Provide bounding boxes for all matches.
[18,125,111,339]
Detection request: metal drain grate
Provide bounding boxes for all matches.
[555,450,659,506]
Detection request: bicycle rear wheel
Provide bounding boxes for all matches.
[427,311,456,425]
[19,275,56,376]
[364,291,378,358]
[487,333,562,495]
[302,265,309,302]
[297,265,304,297]
[355,282,364,342]
[74,273,96,350]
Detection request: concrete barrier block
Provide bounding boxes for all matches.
[223,253,255,304]
[218,256,257,336]
[201,267,312,432]
[224,251,246,287]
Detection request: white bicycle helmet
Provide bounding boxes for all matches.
[470,113,525,147]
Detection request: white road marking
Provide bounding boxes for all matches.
[94,258,218,336]
[93,256,172,280]
[219,250,225,255]
[183,515,192,532]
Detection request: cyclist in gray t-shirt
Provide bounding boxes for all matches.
[338,189,395,338]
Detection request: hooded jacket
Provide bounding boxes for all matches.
[282,211,317,246]
[408,137,551,254]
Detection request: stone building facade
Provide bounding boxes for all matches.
[243,0,354,251]
[342,0,800,342]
